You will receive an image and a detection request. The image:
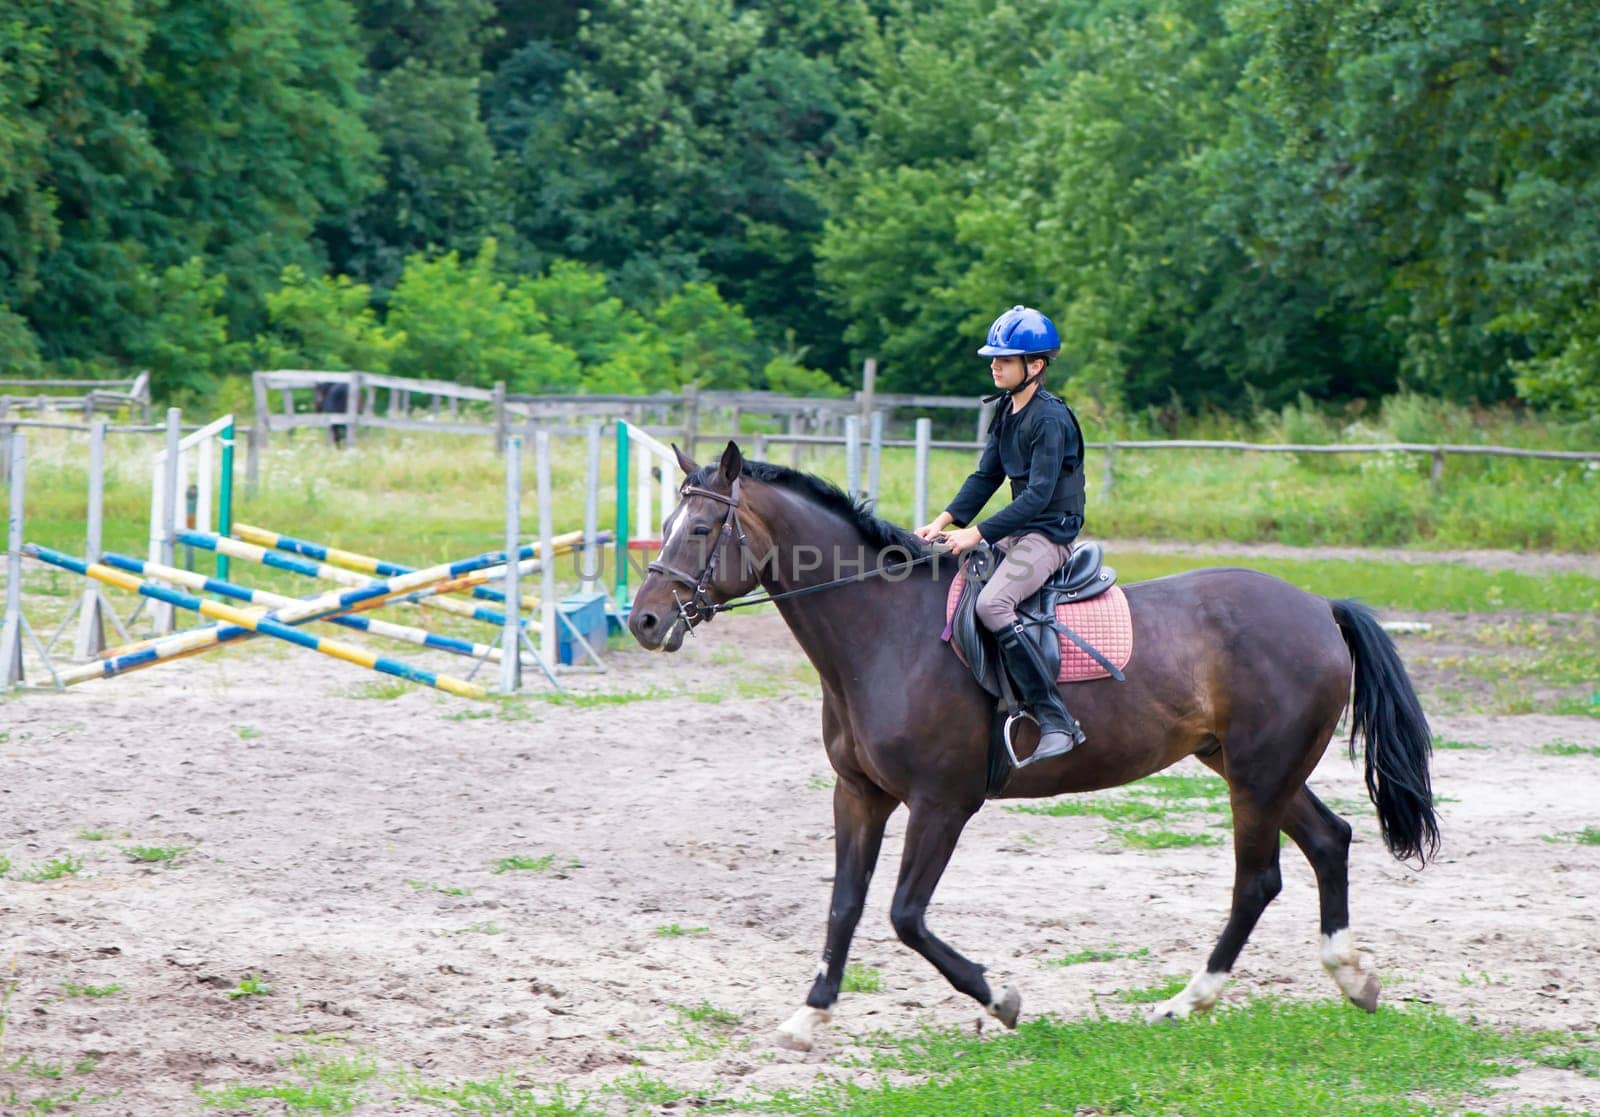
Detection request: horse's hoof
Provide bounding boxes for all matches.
[986,987,1022,1030]
[776,1005,829,1052]
[1350,974,1381,1014]
[774,1028,814,1053]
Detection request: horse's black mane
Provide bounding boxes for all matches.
[686,459,928,555]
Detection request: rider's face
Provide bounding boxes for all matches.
[989,356,1037,390]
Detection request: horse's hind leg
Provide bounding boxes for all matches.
[1150,783,1285,1021]
[1282,786,1381,1012]
[776,777,896,1051]
[887,799,1022,1027]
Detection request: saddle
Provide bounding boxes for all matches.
[944,541,1125,700]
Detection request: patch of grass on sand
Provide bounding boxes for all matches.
[750,998,1579,1117]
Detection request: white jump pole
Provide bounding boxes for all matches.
[500,434,523,695]
[155,407,181,634]
[536,430,556,667]
[582,422,601,594]
[2,431,26,687]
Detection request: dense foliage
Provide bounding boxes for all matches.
[2,0,1596,415]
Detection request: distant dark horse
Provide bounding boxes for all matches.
[628,442,1438,1051]
[313,380,355,448]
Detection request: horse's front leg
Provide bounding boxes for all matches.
[890,798,1021,1028]
[776,777,896,1052]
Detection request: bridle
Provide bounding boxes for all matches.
[645,474,941,641]
[647,477,747,635]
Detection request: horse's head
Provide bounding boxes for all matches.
[628,440,766,652]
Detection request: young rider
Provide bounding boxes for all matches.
[915,305,1088,760]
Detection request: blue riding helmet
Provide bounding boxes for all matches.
[977,305,1060,358]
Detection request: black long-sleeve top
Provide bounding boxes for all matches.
[944,389,1086,544]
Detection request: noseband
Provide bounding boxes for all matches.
[646,477,746,635]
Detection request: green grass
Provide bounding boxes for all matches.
[1008,769,1232,849]
[1113,828,1224,850]
[236,725,262,740]
[655,924,710,938]
[120,844,192,864]
[675,1001,741,1029]
[227,973,272,999]
[1112,978,1192,1004]
[404,1075,595,1116]
[61,983,122,998]
[75,828,114,841]
[752,998,1580,1116]
[841,964,883,994]
[19,855,83,882]
[1051,945,1152,967]
[0,854,10,876]
[1112,551,1600,613]
[1541,740,1600,758]
[406,879,472,896]
[196,1051,377,1114]
[606,1072,711,1113]
[491,854,556,874]
[1546,827,1600,846]
[1434,737,1490,751]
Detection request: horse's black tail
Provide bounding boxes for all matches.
[1331,599,1440,866]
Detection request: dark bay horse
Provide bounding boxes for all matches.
[628,442,1438,1051]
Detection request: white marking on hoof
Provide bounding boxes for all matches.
[776,1005,830,1052]
[1148,970,1227,1022]
[986,986,1022,1029]
[1321,930,1381,1012]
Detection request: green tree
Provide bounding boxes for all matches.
[257,265,402,374]
[494,0,869,375]
[125,258,247,401]
[385,240,580,391]
[324,0,509,293]
[1228,0,1600,405]
[651,282,759,389]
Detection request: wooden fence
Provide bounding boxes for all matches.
[0,372,151,423]
[4,370,1595,494]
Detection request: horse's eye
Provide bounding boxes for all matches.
[690,525,712,537]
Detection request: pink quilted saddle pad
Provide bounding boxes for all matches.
[945,573,1134,683]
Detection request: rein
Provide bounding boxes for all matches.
[646,477,944,636]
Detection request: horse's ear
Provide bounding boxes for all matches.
[672,443,697,476]
[718,440,743,486]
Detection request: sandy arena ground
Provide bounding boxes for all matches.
[2,568,1599,1114]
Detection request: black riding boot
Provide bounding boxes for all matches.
[995,622,1086,761]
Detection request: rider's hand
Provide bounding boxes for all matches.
[941,526,984,554]
[914,518,950,542]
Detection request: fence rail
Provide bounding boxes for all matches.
[0,371,151,422]
[5,371,1595,495]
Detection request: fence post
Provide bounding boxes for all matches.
[845,414,862,499]
[346,371,363,448]
[914,417,931,527]
[251,373,271,486]
[682,384,700,459]
[500,434,523,695]
[493,381,508,455]
[866,410,884,506]
[1101,442,1115,499]
[860,357,877,424]
[1430,447,1446,496]
[0,399,10,486]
